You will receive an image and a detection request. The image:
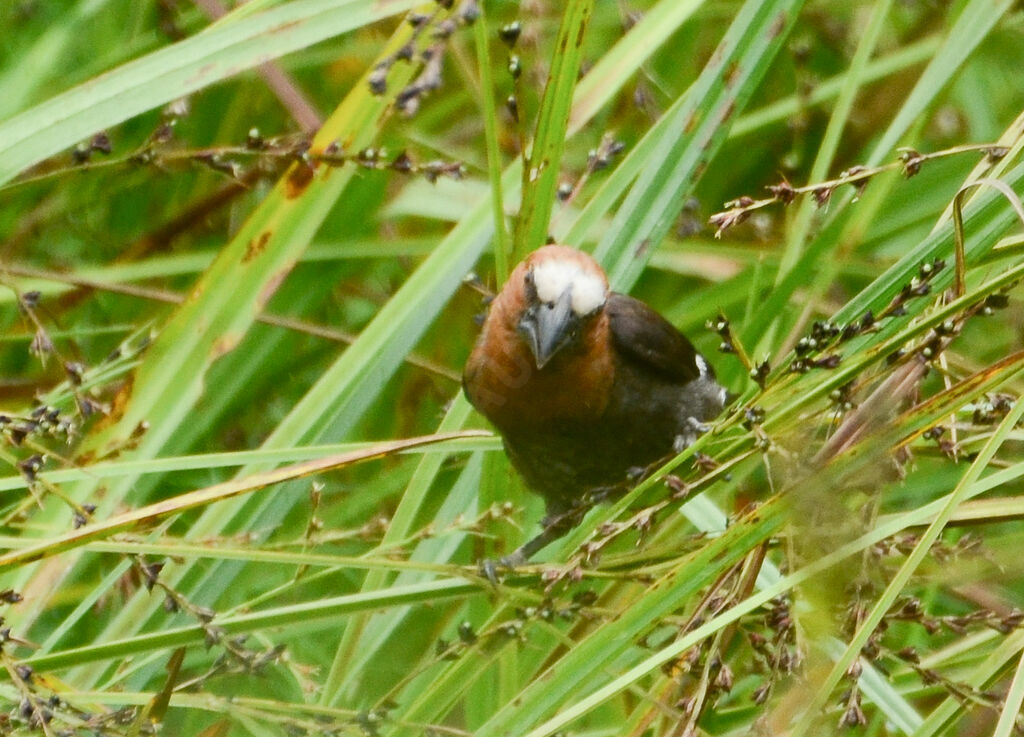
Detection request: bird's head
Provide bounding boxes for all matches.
[512,245,609,370]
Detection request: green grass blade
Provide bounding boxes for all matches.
[0,0,418,186]
[790,392,1024,737]
[590,0,804,291]
[513,0,594,258]
[18,578,480,674]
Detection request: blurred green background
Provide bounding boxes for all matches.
[2,1,1024,735]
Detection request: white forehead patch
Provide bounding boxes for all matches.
[531,259,606,316]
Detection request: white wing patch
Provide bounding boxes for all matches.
[532,259,607,316]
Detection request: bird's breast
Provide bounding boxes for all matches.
[466,344,615,428]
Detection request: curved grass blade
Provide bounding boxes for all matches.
[17,578,479,674]
[512,0,594,259]
[788,393,1024,737]
[0,432,483,569]
[589,0,803,291]
[2,4,444,639]
[0,0,418,186]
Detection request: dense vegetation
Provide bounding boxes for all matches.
[2,0,1024,735]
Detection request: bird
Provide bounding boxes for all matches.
[463,244,727,567]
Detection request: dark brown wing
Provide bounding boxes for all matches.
[606,292,705,384]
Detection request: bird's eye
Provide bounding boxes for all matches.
[524,271,534,285]
[545,302,554,310]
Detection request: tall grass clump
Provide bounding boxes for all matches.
[1,1,1024,735]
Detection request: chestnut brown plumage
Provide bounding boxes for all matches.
[463,245,727,566]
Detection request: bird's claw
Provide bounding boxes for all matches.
[673,417,712,452]
[625,466,647,483]
[479,550,527,585]
[686,417,712,434]
[477,511,578,585]
[479,557,501,584]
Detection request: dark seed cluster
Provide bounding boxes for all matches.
[782,259,948,379]
[368,1,479,116]
[707,312,766,389]
[1,407,73,449]
[971,393,1014,425]
[68,120,469,189]
[708,313,736,355]
[323,144,466,183]
[431,589,597,669]
[71,131,112,164]
[557,134,627,204]
[883,259,946,318]
[709,143,1010,237]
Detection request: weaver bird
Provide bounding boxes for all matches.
[463,245,727,566]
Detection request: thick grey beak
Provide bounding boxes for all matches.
[518,289,575,369]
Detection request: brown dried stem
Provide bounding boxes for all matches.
[710,143,1009,237]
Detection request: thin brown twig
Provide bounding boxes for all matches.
[814,358,927,464]
[3,263,460,383]
[710,143,1010,237]
[192,0,323,132]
